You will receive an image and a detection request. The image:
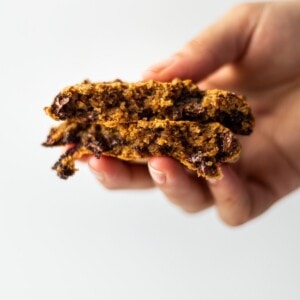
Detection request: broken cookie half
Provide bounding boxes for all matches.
[43,79,254,180]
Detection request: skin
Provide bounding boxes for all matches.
[88,1,300,226]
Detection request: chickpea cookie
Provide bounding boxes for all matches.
[43,79,254,179]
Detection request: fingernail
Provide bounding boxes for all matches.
[148,164,166,185]
[143,57,176,76]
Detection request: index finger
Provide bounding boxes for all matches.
[143,3,264,82]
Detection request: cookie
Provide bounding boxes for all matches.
[43,79,254,179]
[45,79,254,134]
[43,120,241,179]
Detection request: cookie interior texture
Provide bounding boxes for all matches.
[45,79,254,134]
[43,79,254,179]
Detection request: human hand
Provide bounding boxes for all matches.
[89,2,300,225]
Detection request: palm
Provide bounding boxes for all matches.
[203,3,300,210]
[235,86,300,212]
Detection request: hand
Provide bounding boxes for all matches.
[89,2,300,226]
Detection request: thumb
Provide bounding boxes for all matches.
[143,4,264,82]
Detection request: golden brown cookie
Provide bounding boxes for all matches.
[43,79,254,179]
[43,120,241,179]
[45,79,254,135]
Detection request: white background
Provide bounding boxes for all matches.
[0,0,299,299]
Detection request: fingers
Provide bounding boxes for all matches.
[88,156,154,189]
[143,3,263,82]
[148,157,213,212]
[208,165,252,226]
[88,155,274,226]
[147,157,254,226]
